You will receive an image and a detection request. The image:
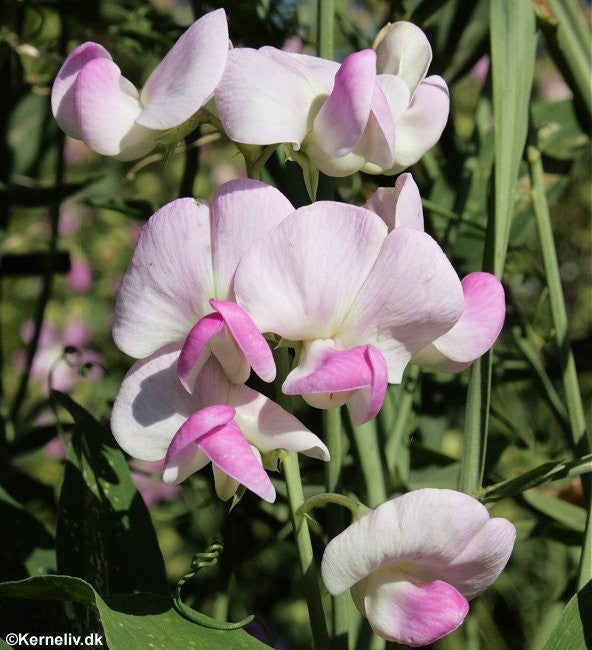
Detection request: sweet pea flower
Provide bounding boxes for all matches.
[215,21,448,188]
[364,173,506,372]
[321,489,516,647]
[52,9,228,160]
[233,200,465,425]
[111,346,329,503]
[113,179,296,386]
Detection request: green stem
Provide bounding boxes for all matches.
[281,450,330,650]
[298,492,371,520]
[528,146,589,451]
[578,491,592,590]
[351,418,387,507]
[384,366,420,475]
[458,352,492,495]
[317,0,334,59]
[323,408,348,649]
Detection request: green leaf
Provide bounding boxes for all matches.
[52,391,168,597]
[543,580,592,649]
[480,456,592,503]
[522,489,587,532]
[488,0,537,276]
[0,576,267,649]
[0,485,55,580]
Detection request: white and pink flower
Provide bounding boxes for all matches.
[215,22,448,182]
[51,9,229,159]
[321,489,516,646]
[111,347,328,503]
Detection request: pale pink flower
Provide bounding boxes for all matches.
[111,348,328,503]
[215,22,448,183]
[112,179,296,386]
[321,489,516,647]
[364,174,506,373]
[233,197,466,424]
[52,9,228,160]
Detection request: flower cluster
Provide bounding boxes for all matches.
[53,8,515,646]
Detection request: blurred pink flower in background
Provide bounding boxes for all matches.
[15,318,103,394]
[68,258,93,293]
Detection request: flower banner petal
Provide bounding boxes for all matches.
[235,202,387,342]
[321,488,504,595]
[138,9,229,130]
[210,178,294,300]
[113,198,215,358]
[216,47,328,145]
[340,227,463,383]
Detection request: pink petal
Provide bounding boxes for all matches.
[312,50,377,157]
[195,417,275,503]
[51,42,112,139]
[234,202,387,342]
[363,572,469,646]
[390,75,450,171]
[113,198,215,358]
[433,273,505,365]
[75,57,155,158]
[164,404,235,462]
[229,382,330,461]
[177,313,225,392]
[282,341,388,425]
[374,21,432,95]
[137,9,229,130]
[211,300,276,382]
[340,227,463,383]
[364,173,424,231]
[210,178,295,299]
[111,344,197,462]
[321,488,516,597]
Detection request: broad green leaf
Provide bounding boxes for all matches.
[481,456,592,503]
[488,0,537,276]
[0,576,267,649]
[522,489,586,532]
[543,580,592,650]
[0,485,55,580]
[53,391,168,597]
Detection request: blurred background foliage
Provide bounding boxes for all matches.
[0,0,590,648]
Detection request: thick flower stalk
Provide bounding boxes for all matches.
[215,21,448,186]
[321,489,516,646]
[51,9,228,160]
[233,197,472,425]
[111,346,328,503]
[364,173,506,372]
[113,178,296,385]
